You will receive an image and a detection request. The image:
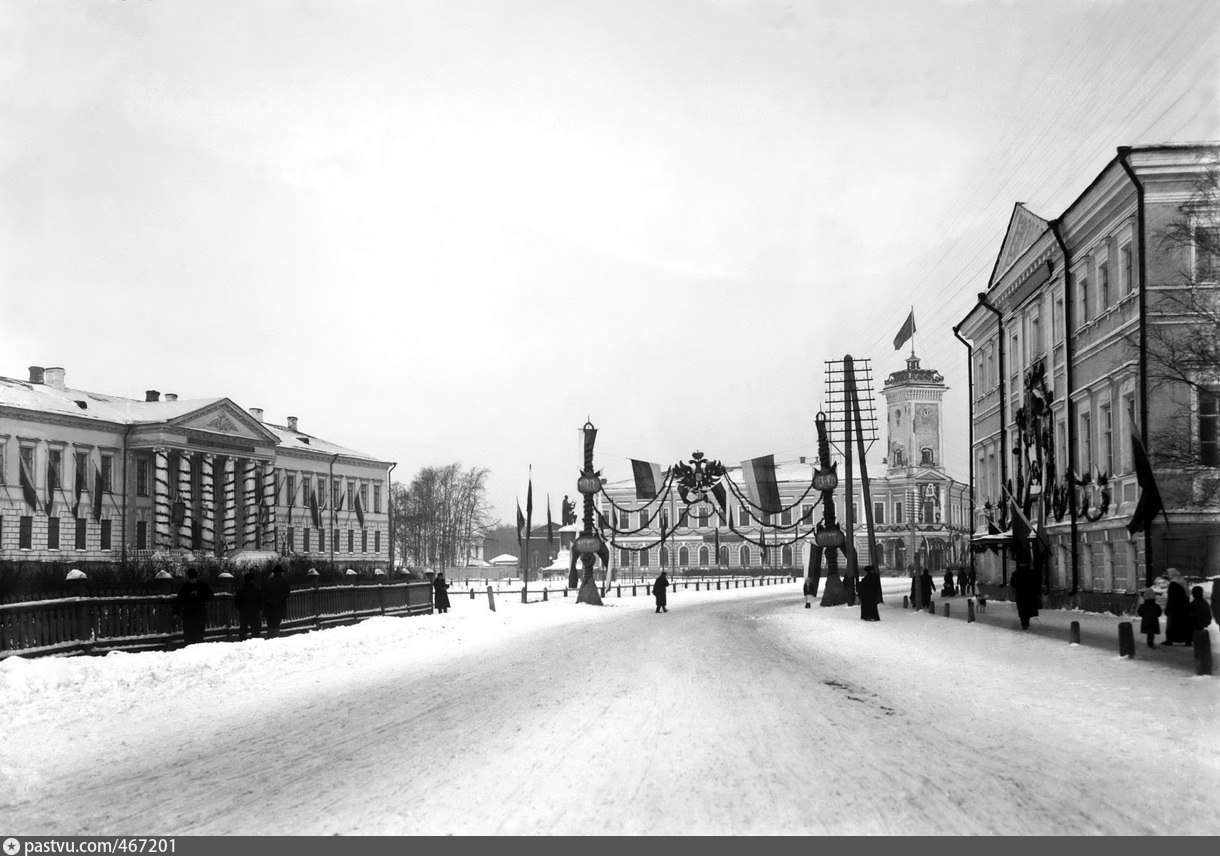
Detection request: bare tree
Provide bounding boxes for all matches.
[391,464,493,570]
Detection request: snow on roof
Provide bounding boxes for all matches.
[488,553,520,565]
[0,375,222,424]
[261,423,386,464]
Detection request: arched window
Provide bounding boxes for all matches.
[620,549,631,568]
[739,545,751,566]
[640,547,650,568]
[659,546,669,567]
[781,545,792,567]
[718,546,729,566]
[921,447,935,465]
[698,546,710,566]
[678,546,689,567]
[894,541,906,569]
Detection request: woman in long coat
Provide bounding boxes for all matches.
[858,566,881,621]
[433,572,451,614]
[919,569,935,608]
[653,571,669,613]
[1010,560,1039,629]
[1163,568,1192,645]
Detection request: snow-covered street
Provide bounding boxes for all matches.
[3,579,1217,836]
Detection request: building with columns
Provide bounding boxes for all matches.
[0,365,393,571]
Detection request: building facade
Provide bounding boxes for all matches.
[956,143,1220,607]
[0,365,394,572]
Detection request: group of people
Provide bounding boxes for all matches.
[173,566,292,645]
[1137,567,1214,649]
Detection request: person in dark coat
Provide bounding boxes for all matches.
[967,567,978,596]
[919,568,935,609]
[261,566,291,639]
[1190,586,1213,634]
[957,569,969,598]
[942,570,956,597]
[233,571,262,641]
[433,571,451,614]
[1136,588,1162,649]
[858,565,881,621]
[1010,560,1040,629]
[172,569,213,646]
[653,571,669,613]
[1163,568,1192,645]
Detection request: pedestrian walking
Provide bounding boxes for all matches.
[1010,560,1040,630]
[1190,585,1213,633]
[858,565,881,621]
[957,568,969,598]
[172,568,213,646]
[1163,568,1192,646]
[233,571,262,641]
[919,568,935,609]
[942,569,956,597]
[261,566,291,639]
[653,570,669,613]
[967,567,978,596]
[433,571,451,614]
[1136,588,1162,649]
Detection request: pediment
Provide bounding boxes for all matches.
[170,399,280,444]
[990,203,1050,287]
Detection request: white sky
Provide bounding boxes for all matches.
[2,0,1218,527]
[2,578,1218,834]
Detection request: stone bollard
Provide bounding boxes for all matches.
[563,587,568,598]
[967,599,975,623]
[632,585,637,597]
[716,581,721,591]
[903,595,909,609]
[543,588,548,602]
[1118,621,1135,658]
[1194,630,1213,676]
[486,585,496,612]
[617,585,621,598]
[943,603,950,618]
[470,588,476,600]
[1070,621,1081,645]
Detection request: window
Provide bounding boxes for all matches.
[1124,393,1138,472]
[678,546,689,567]
[100,519,111,550]
[894,501,903,523]
[361,529,367,553]
[333,527,340,551]
[333,479,342,510]
[621,548,631,567]
[1100,403,1113,476]
[921,448,934,466]
[288,527,295,550]
[640,547,650,568]
[1078,273,1090,324]
[1031,311,1042,355]
[738,545,750,566]
[373,483,382,514]
[304,528,311,552]
[1194,219,1218,281]
[1080,412,1093,475]
[20,515,33,549]
[136,520,147,550]
[698,507,709,528]
[1098,260,1110,311]
[781,508,792,526]
[1120,243,1134,294]
[986,348,996,388]
[802,504,814,523]
[873,502,885,525]
[100,454,113,492]
[0,444,5,485]
[48,517,60,549]
[318,527,325,552]
[48,449,62,490]
[374,531,380,553]
[347,529,354,552]
[287,474,296,507]
[660,510,669,530]
[137,458,149,496]
[347,479,356,510]
[1201,386,1219,467]
[698,546,709,566]
[75,450,89,494]
[75,517,86,549]
[361,483,369,513]
[1055,297,1065,342]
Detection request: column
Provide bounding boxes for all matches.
[154,447,171,550]
[262,461,276,549]
[201,453,216,554]
[178,452,193,549]
[223,456,237,553]
[243,459,258,548]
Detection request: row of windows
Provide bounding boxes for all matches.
[280,471,382,514]
[283,526,381,555]
[1,516,113,550]
[619,543,793,569]
[0,444,114,492]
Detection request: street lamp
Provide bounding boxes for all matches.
[573,421,605,605]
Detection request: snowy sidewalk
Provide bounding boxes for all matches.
[891,589,1216,674]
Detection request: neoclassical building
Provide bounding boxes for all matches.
[955,142,1220,607]
[599,353,970,576]
[0,365,393,571]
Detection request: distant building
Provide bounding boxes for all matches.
[956,142,1220,607]
[0,365,393,571]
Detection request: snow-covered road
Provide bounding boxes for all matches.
[4,580,1218,835]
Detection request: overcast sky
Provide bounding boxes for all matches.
[2,0,1218,528]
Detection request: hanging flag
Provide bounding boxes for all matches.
[93,465,104,521]
[526,473,533,525]
[72,457,84,518]
[354,486,365,529]
[45,456,57,516]
[516,500,525,547]
[20,455,40,511]
[1005,487,1050,552]
[741,454,783,514]
[1126,433,1167,534]
[310,484,322,529]
[714,527,721,564]
[546,495,554,544]
[711,482,728,515]
[630,459,664,500]
[893,309,916,350]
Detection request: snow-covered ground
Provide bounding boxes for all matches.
[2,579,1217,835]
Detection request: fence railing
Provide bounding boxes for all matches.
[455,574,797,601]
[0,581,434,659]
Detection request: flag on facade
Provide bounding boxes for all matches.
[310,484,322,529]
[630,459,664,500]
[1126,433,1167,534]
[741,454,783,514]
[45,457,57,516]
[93,466,104,521]
[354,486,365,529]
[20,455,39,511]
[516,500,525,547]
[72,457,84,518]
[714,527,721,564]
[893,309,916,351]
[546,495,554,544]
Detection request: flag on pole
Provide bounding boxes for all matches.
[893,309,916,351]
[1005,487,1049,561]
[546,495,554,544]
[1126,433,1167,534]
[630,459,664,500]
[310,484,321,529]
[45,456,57,516]
[516,500,525,547]
[20,454,39,511]
[93,466,104,521]
[741,454,783,514]
[73,457,84,518]
[354,486,365,529]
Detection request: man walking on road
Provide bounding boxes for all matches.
[653,571,669,613]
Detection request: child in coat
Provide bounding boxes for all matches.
[1137,588,1162,649]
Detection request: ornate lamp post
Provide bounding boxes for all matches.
[574,421,605,606]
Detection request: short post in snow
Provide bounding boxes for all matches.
[543,588,548,602]
[1118,621,1135,658]
[487,585,496,613]
[903,595,909,609]
[470,588,476,600]
[1194,630,1213,676]
[967,598,975,623]
[1069,621,1081,645]
[943,603,950,618]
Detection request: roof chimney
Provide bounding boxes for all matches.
[164,393,178,402]
[249,407,264,422]
[28,366,45,384]
[44,367,66,390]
[286,416,298,432]
[145,390,160,402]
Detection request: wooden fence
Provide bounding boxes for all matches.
[0,581,434,659]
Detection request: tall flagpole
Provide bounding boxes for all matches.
[523,465,533,603]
